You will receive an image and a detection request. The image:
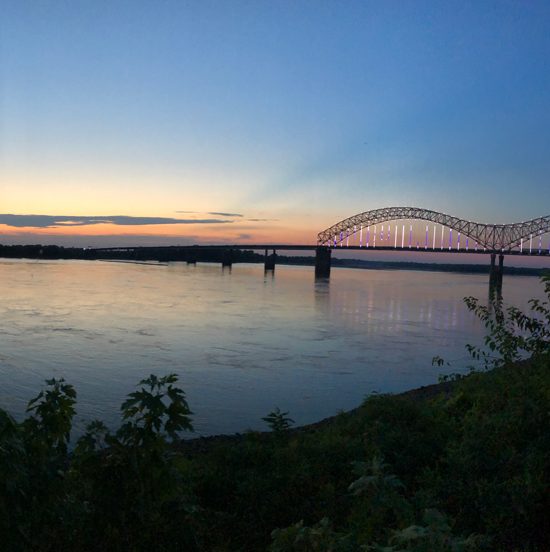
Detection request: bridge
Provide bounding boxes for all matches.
[92,207,550,288]
[317,207,550,252]
[315,207,550,286]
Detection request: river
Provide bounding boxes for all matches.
[0,259,545,436]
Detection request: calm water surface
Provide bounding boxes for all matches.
[0,259,545,436]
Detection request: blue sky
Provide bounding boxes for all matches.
[1,1,550,245]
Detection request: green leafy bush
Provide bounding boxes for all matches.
[263,407,295,433]
[72,373,197,550]
[0,378,77,550]
[464,273,549,369]
[0,374,198,551]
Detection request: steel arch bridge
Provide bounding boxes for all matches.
[317,207,550,253]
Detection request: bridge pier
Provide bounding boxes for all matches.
[186,250,197,264]
[222,248,233,268]
[489,253,504,290]
[264,248,276,271]
[315,246,331,278]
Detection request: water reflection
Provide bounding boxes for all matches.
[0,260,545,437]
[317,270,473,334]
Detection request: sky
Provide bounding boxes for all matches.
[1,0,550,248]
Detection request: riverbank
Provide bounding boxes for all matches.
[1,354,548,551]
[173,378,457,457]
[178,355,549,550]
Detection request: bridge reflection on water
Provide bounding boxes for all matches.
[314,273,476,337]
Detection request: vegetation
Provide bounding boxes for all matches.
[0,277,548,550]
[262,407,295,433]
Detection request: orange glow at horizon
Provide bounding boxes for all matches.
[0,221,321,245]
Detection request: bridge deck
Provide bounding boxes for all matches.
[90,245,549,255]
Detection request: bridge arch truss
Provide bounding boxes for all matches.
[317,207,550,253]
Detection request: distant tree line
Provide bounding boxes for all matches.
[0,244,264,264]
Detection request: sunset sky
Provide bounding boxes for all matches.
[1,1,550,247]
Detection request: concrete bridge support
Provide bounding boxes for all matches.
[186,250,197,264]
[264,249,277,271]
[222,248,233,268]
[315,246,331,278]
[489,253,504,291]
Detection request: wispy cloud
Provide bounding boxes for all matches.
[175,210,244,218]
[0,214,232,228]
[208,212,243,217]
[247,218,279,222]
